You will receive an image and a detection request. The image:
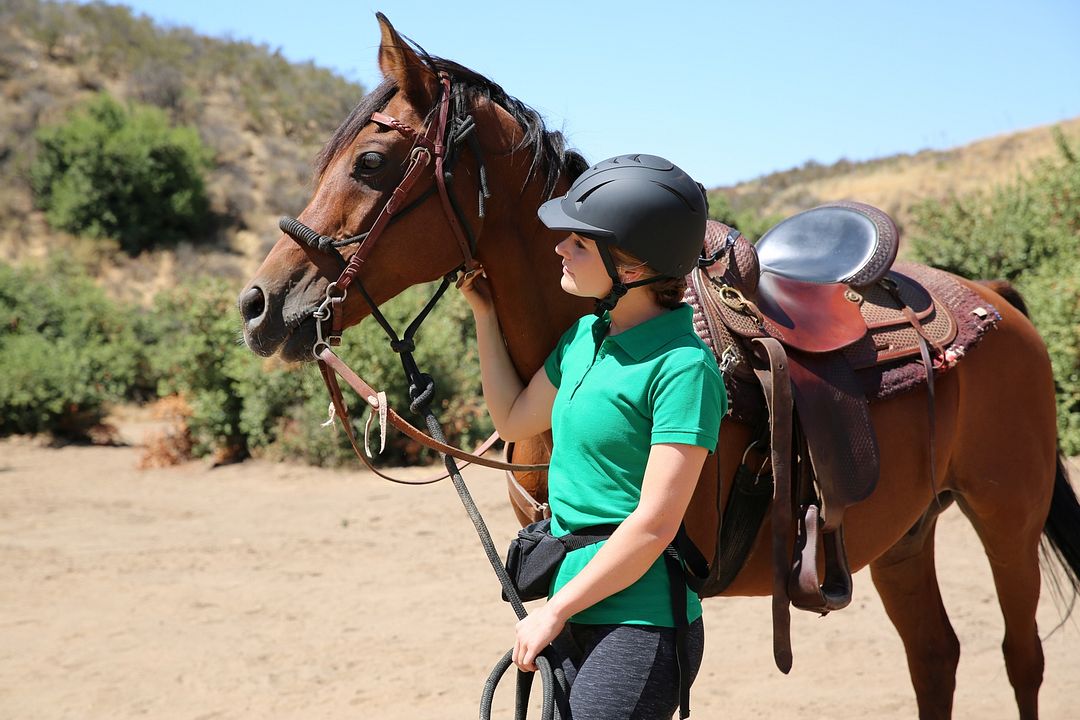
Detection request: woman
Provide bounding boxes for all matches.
[460,154,725,719]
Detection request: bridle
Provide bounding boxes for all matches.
[278,70,541,479]
[277,70,567,718]
[281,71,482,364]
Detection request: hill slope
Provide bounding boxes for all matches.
[2,0,1075,295]
[714,116,1080,236]
[0,0,365,299]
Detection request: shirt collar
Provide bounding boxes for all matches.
[590,303,695,362]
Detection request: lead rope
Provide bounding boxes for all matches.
[401,358,569,720]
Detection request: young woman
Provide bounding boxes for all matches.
[460,154,725,719]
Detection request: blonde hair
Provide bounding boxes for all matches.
[609,246,687,309]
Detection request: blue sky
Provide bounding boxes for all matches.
[104,1,1079,187]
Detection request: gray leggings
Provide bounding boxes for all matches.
[549,618,705,720]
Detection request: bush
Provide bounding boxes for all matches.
[30,92,212,254]
[0,261,143,436]
[0,262,490,463]
[909,128,1080,453]
[143,279,490,466]
[706,191,779,242]
[139,277,248,458]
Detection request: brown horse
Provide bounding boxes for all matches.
[239,14,1080,719]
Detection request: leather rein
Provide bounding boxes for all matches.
[278,71,547,483]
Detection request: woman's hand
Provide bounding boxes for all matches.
[512,603,567,672]
[457,265,494,317]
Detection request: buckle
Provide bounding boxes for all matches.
[718,345,739,374]
[312,283,347,359]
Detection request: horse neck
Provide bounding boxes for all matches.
[471,108,590,380]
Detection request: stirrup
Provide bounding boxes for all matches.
[788,504,853,614]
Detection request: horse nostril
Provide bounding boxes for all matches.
[239,286,266,323]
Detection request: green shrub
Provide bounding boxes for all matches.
[139,277,247,456]
[910,128,1080,453]
[31,92,212,254]
[706,191,779,242]
[0,261,143,436]
[144,279,490,466]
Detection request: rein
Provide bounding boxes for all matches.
[279,71,563,717]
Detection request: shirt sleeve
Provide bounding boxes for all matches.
[649,357,726,451]
[543,318,581,389]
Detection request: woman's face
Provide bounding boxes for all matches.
[554,233,613,299]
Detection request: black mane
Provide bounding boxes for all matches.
[314,51,587,201]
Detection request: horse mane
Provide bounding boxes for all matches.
[315,50,588,200]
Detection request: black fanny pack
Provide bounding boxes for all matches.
[502,519,708,602]
[503,518,617,601]
[502,517,709,719]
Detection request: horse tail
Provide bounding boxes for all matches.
[1043,457,1080,605]
[977,278,1031,317]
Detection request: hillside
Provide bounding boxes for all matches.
[0,0,364,301]
[1,0,1075,297]
[714,116,1080,239]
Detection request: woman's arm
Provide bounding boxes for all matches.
[512,442,708,671]
[460,269,556,441]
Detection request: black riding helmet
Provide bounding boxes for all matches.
[538,154,707,314]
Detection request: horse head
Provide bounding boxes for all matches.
[239,13,589,369]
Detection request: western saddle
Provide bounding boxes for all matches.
[685,200,1000,672]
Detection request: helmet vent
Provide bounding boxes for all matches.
[653,181,697,211]
[575,180,612,205]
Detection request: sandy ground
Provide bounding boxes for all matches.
[1,423,1078,720]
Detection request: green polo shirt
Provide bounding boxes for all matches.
[542,302,725,626]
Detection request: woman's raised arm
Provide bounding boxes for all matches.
[460,268,556,441]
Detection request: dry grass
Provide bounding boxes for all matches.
[726,117,1080,241]
[136,395,194,469]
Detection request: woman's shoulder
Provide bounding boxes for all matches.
[655,333,721,374]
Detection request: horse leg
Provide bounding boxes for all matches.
[943,280,1056,720]
[954,493,1045,720]
[869,499,960,720]
[941,278,1058,716]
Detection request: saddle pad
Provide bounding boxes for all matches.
[853,262,1001,401]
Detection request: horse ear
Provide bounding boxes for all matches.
[376,13,437,109]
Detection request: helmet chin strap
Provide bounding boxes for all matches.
[593,244,667,316]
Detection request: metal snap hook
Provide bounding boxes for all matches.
[325,281,347,300]
[718,345,739,374]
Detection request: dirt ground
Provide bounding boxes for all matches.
[1,421,1078,719]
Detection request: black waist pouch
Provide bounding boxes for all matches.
[503,519,616,602]
[504,519,709,720]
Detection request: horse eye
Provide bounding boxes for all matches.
[353,152,385,176]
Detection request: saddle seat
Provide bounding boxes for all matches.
[754,201,900,287]
[713,201,901,354]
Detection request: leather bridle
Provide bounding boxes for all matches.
[278,71,546,481]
